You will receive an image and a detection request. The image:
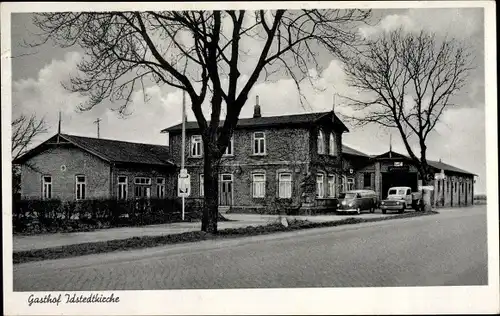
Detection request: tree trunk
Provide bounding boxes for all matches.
[201,144,221,233]
[419,165,432,212]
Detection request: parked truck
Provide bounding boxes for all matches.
[379,186,423,214]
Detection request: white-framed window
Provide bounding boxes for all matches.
[252,173,266,198]
[156,177,165,198]
[199,174,204,197]
[278,173,292,199]
[328,175,336,197]
[191,135,203,157]
[317,129,325,154]
[253,132,266,155]
[134,177,151,198]
[134,177,152,185]
[42,175,52,199]
[347,177,355,191]
[224,136,234,156]
[75,175,86,200]
[316,173,325,198]
[117,176,128,200]
[329,133,337,156]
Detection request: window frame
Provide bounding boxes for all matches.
[191,135,203,157]
[75,175,86,201]
[316,173,325,198]
[327,174,336,198]
[253,132,266,155]
[156,177,165,198]
[223,135,234,156]
[317,129,325,154]
[347,177,355,191]
[42,175,52,200]
[134,177,152,185]
[117,175,128,200]
[278,172,292,199]
[329,132,337,156]
[252,173,266,198]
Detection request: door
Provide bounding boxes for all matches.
[219,174,233,206]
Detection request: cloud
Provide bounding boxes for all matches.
[360,8,483,39]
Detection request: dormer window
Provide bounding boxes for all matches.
[317,129,325,154]
[329,132,337,156]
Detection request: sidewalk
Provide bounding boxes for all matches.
[13,212,394,252]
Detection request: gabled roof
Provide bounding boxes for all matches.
[14,133,175,167]
[342,144,370,158]
[162,111,349,133]
[374,150,476,176]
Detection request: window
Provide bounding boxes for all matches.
[42,176,52,199]
[328,175,336,197]
[156,178,165,198]
[75,175,86,200]
[317,129,325,154]
[134,177,152,185]
[363,173,372,188]
[134,177,151,198]
[199,174,204,197]
[347,178,355,191]
[316,174,325,198]
[253,132,266,155]
[252,173,266,198]
[224,136,234,156]
[329,133,337,155]
[191,135,202,157]
[117,176,128,200]
[279,173,292,199]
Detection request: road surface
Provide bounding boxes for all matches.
[13,205,487,291]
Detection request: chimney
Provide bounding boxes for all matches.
[253,95,261,118]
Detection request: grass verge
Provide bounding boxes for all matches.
[14,210,438,264]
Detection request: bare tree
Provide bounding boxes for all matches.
[11,112,47,197]
[341,29,474,207]
[12,113,47,160]
[31,9,371,233]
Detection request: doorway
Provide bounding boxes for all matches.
[381,172,418,199]
[219,174,233,206]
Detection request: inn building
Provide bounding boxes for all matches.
[15,99,476,212]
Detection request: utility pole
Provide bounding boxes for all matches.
[93,118,102,138]
[180,58,188,221]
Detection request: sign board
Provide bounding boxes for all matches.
[394,161,404,167]
[178,172,191,197]
[388,165,410,172]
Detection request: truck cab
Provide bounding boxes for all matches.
[380,186,414,214]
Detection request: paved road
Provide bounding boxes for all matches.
[13,205,487,291]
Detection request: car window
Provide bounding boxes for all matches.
[397,189,406,195]
[356,193,362,198]
[344,193,357,199]
[388,189,397,195]
[407,189,411,195]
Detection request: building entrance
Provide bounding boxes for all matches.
[381,172,418,199]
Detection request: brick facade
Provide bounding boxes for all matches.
[21,146,111,200]
[168,117,346,213]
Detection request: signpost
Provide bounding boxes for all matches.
[179,58,188,220]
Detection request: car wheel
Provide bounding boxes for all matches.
[370,206,375,213]
[399,206,405,214]
[382,209,387,214]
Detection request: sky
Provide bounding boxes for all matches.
[10,7,487,194]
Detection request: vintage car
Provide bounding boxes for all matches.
[380,186,422,214]
[336,190,378,214]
